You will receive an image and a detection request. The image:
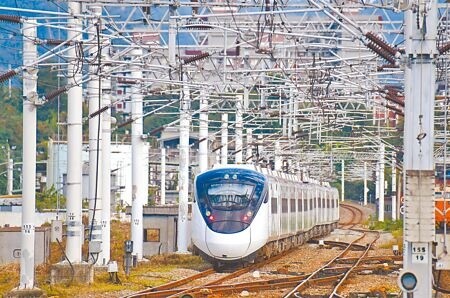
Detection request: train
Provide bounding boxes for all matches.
[191,164,340,270]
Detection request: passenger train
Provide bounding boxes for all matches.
[191,164,340,270]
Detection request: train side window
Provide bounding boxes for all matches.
[290,198,296,212]
[282,198,288,213]
[271,197,278,214]
[298,198,303,211]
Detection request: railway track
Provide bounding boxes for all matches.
[125,203,398,298]
[283,229,381,298]
[123,248,297,298]
[339,202,365,228]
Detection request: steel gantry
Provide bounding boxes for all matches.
[5,1,450,294]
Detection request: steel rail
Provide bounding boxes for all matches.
[329,231,381,297]
[123,268,215,298]
[283,232,367,298]
[167,248,296,298]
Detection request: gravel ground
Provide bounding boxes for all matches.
[117,203,403,297]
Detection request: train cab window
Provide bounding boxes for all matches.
[207,183,254,210]
[271,197,278,214]
[282,198,288,213]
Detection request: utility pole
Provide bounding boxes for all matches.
[88,5,103,263]
[235,95,243,164]
[20,18,38,290]
[6,144,13,195]
[341,159,344,201]
[177,75,190,253]
[198,89,208,172]
[378,142,385,222]
[66,1,84,264]
[130,48,146,261]
[221,113,228,165]
[392,151,397,221]
[363,161,368,206]
[101,39,112,266]
[246,128,253,164]
[160,147,166,205]
[274,141,282,171]
[402,1,437,296]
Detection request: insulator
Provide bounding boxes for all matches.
[377,64,398,71]
[384,103,404,116]
[149,126,165,136]
[185,23,213,30]
[183,52,210,65]
[0,14,21,24]
[44,86,68,101]
[117,118,134,128]
[365,32,397,57]
[89,106,109,119]
[385,93,405,107]
[45,39,71,46]
[366,42,396,65]
[0,70,17,83]
[439,42,450,55]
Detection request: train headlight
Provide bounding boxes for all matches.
[398,271,418,293]
[232,174,237,179]
[224,174,229,179]
[205,210,211,217]
[243,211,253,222]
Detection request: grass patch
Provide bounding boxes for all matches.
[368,215,403,233]
[0,220,211,297]
[146,253,209,270]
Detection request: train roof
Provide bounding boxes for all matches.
[198,164,334,189]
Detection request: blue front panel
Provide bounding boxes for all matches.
[195,168,267,234]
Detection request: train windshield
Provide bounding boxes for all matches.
[207,183,254,210]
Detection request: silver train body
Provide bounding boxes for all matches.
[191,164,339,269]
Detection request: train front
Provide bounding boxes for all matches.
[192,167,269,267]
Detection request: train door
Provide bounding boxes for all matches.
[295,182,300,232]
[305,187,311,230]
[300,186,304,231]
[269,177,280,238]
[318,188,322,224]
[281,181,288,236]
[289,183,296,234]
[325,189,329,223]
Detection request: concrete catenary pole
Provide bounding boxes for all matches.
[274,141,282,171]
[66,2,84,263]
[363,162,368,206]
[403,2,437,296]
[130,48,146,260]
[221,113,228,165]
[198,89,208,172]
[378,143,385,222]
[100,42,112,266]
[7,145,13,195]
[235,95,243,164]
[88,6,103,260]
[177,76,190,253]
[375,159,380,207]
[20,18,38,290]
[391,151,397,221]
[257,135,264,165]
[341,159,344,201]
[246,128,253,164]
[160,147,166,205]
